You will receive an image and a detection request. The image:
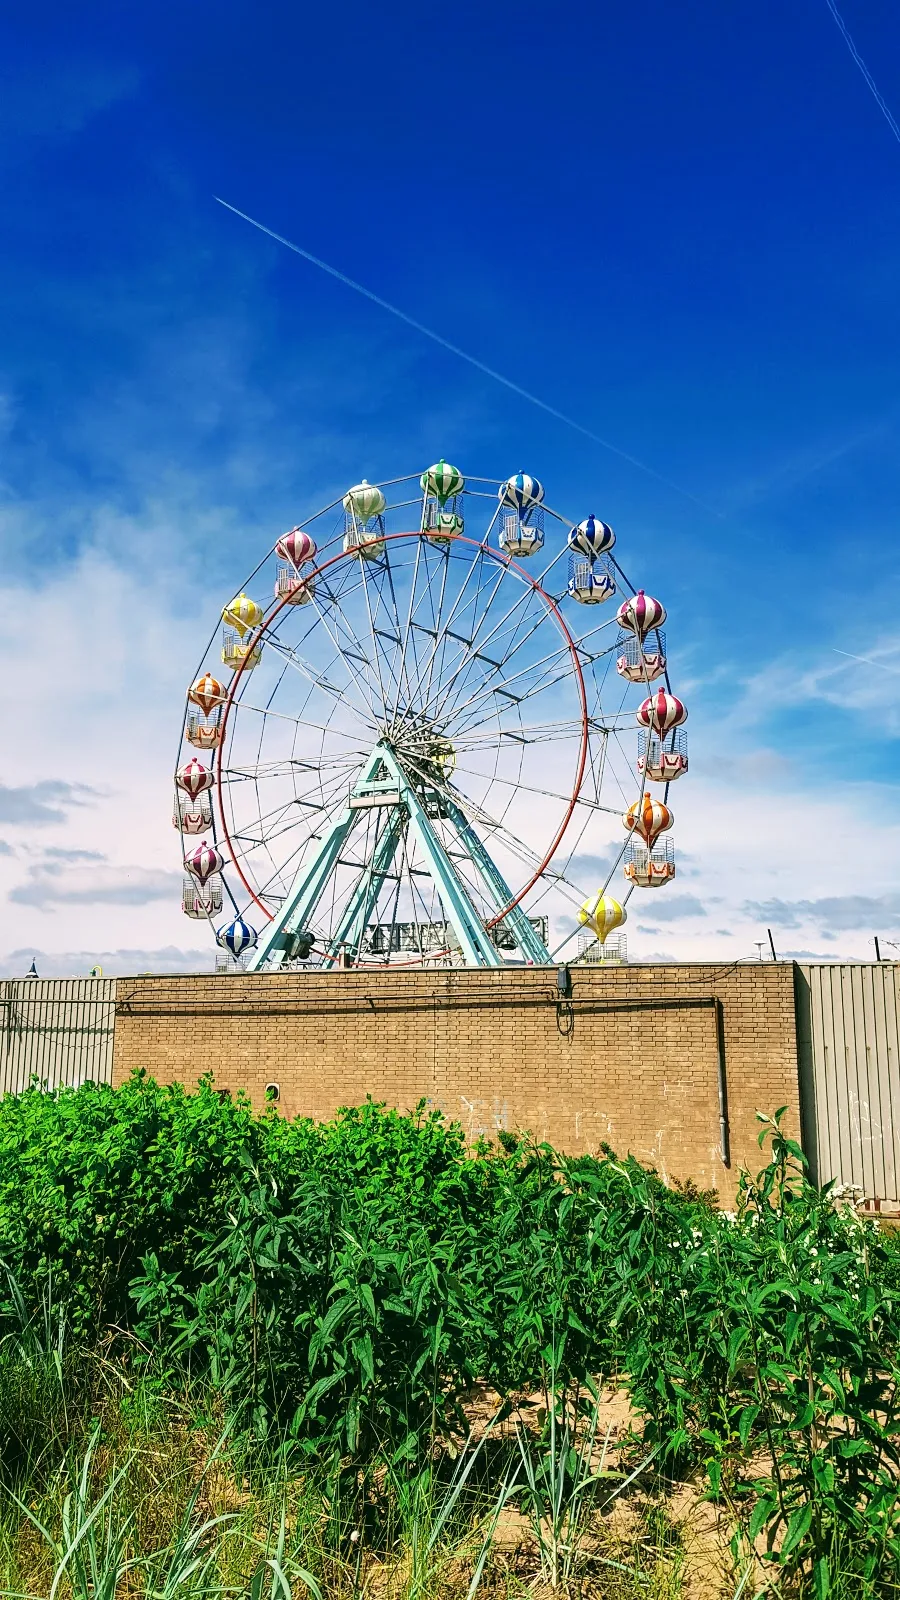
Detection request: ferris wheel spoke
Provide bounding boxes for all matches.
[248,649,297,761]
[380,544,420,716]
[533,793,599,887]
[222,750,364,780]
[477,593,569,677]
[226,780,338,837]
[388,534,430,724]
[405,541,495,714]
[227,703,377,752]
[223,765,356,838]
[421,566,544,723]
[533,535,575,592]
[418,501,507,700]
[238,782,360,905]
[411,552,508,722]
[448,621,633,737]
[591,730,611,802]
[293,581,388,724]
[430,771,578,896]
[280,610,384,725]
[429,551,509,715]
[447,758,624,816]
[446,643,574,736]
[352,553,396,726]
[397,753,533,904]
[371,554,411,703]
[576,618,620,657]
[226,754,360,863]
[406,618,515,726]
[451,717,593,749]
[262,638,381,735]
[437,541,614,718]
[391,542,447,720]
[409,553,528,723]
[606,726,644,808]
[425,592,565,731]
[407,545,453,712]
[226,789,348,874]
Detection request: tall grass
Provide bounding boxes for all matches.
[0,1360,686,1600]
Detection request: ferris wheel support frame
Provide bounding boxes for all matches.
[321,805,408,966]
[245,738,549,970]
[440,794,551,964]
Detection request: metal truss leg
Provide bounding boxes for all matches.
[245,745,388,972]
[374,746,504,967]
[441,795,551,964]
[321,806,406,965]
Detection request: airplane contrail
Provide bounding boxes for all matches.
[833,648,900,674]
[824,0,900,145]
[214,196,719,517]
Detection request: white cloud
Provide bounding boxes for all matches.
[635,893,706,922]
[0,946,213,978]
[0,780,99,826]
[743,894,900,932]
[0,522,211,959]
[727,633,900,738]
[9,860,183,910]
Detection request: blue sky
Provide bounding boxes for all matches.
[1,0,899,972]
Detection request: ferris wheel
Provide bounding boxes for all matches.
[174,464,689,970]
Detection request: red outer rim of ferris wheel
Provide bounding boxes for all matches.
[213,529,590,932]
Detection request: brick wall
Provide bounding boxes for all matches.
[113,963,800,1193]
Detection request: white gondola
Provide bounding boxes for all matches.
[499,507,544,558]
[422,496,464,544]
[624,838,675,888]
[222,629,262,670]
[638,729,689,783]
[343,512,386,560]
[567,556,615,604]
[343,481,386,559]
[577,931,628,965]
[616,631,667,683]
[173,792,212,834]
[276,564,316,605]
[182,874,223,918]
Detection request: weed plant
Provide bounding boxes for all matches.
[0,1075,898,1595]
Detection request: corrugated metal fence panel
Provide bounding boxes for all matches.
[796,964,900,1201]
[0,979,117,1095]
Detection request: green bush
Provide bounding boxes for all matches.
[0,1075,898,1590]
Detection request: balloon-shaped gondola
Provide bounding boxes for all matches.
[578,894,627,942]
